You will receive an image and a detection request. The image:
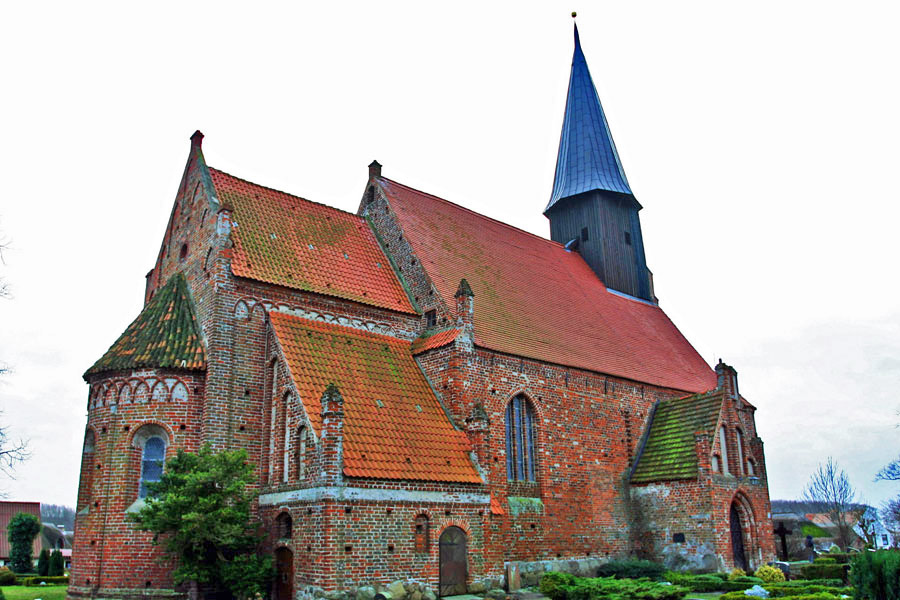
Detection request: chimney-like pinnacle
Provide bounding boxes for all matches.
[368,160,382,180]
[455,278,474,298]
[190,130,204,148]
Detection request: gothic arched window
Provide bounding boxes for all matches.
[139,436,166,498]
[718,426,730,475]
[735,428,745,476]
[505,394,536,482]
[296,425,307,480]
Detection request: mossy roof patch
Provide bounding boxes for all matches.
[630,392,723,484]
[84,273,205,378]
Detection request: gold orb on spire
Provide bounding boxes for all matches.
[572,11,577,18]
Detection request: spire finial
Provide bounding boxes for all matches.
[571,11,577,18]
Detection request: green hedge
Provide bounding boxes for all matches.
[821,553,852,565]
[20,575,70,586]
[664,573,727,592]
[778,580,844,588]
[850,550,900,600]
[540,572,688,600]
[596,560,667,581]
[800,563,849,583]
[720,593,844,600]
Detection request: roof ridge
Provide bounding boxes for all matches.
[209,166,364,222]
[380,177,566,250]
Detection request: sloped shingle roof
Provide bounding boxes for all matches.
[410,328,462,355]
[630,392,723,484]
[379,178,717,393]
[269,312,481,483]
[85,274,205,378]
[210,168,415,315]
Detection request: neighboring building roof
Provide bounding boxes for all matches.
[630,392,723,484]
[379,178,716,393]
[210,168,415,315]
[85,274,205,378]
[0,501,42,559]
[410,328,462,355]
[546,24,632,212]
[269,311,481,483]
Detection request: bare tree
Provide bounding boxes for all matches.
[882,497,900,537]
[877,457,900,482]
[0,411,30,480]
[802,457,858,551]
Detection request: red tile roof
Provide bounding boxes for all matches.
[209,168,415,314]
[269,312,481,483]
[378,178,717,393]
[0,501,41,559]
[410,328,462,355]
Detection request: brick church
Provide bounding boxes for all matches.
[71,24,775,600]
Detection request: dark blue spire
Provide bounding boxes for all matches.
[546,24,632,213]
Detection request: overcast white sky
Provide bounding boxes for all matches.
[1,1,898,511]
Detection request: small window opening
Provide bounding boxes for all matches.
[673,532,686,543]
[624,231,632,245]
[425,310,437,328]
[581,227,589,242]
[275,512,292,539]
[414,514,430,553]
[179,243,188,262]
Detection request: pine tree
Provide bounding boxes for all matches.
[37,548,50,576]
[48,549,64,576]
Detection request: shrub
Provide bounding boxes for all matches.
[6,512,41,573]
[828,545,841,553]
[596,560,667,581]
[756,565,787,583]
[800,563,848,583]
[777,580,844,588]
[48,549,64,577]
[850,549,900,600]
[21,575,70,586]
[815,557,837,564]
[0,566,13,585]
[720,592,845,600]
[821,553,852,565]
[721,576,765,591]
[540,572,688,600]
[36,548,50,576]
[664,573,726,592]
[764,584,852,597]
[729,568,748,580]
[0,588,5,600]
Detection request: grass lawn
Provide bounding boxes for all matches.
[0,585,68,600]
[685,593,724,600]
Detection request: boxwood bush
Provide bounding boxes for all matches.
[720,593,844,600]
[20,575,70,586]
[540,572,688,600]
[0,567,14,585]
[596,560,667,581]
[800,563,849,583]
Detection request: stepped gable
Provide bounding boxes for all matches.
[378,177,717,393]
[630,392,724,484]
[84,273,205,378]
[269,311,481,483]
[209,168,415,314]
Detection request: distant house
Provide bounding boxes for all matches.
[852,507,897,550]
[0,501,42,567]
[41,523,73,569]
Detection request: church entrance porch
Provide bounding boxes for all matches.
[439,526,468,597]
[274,547,294,600]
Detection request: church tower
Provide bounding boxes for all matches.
[545,24,654,302]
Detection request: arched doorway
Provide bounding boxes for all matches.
[439,526,467,597]
[274,547,294,600]
[730,502,747,571]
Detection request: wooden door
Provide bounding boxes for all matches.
[439,526,467,597]
[274,547,294,600]
[730,503,747,571]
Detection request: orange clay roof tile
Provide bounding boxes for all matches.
[209,168,415,314]
[379,177,717,394]
[269,311,482,484]
[410,328,463,355]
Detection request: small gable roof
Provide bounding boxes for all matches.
[630,392,723,484]
[209,168,415,315]
[378,177,716,393]
[411,328,462,355]
[269,312,481,484]
[85,274,205,379]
